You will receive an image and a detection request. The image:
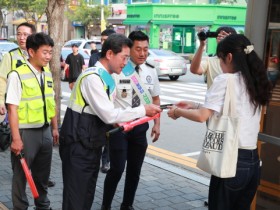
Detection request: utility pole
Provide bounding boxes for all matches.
[100,0,106,32]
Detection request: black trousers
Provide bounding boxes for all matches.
[59,142,102,210]
[102,123,149,208]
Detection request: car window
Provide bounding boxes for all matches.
[84,42,91,50]
[64,41,82,48]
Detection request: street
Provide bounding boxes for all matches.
[60,70,207,161]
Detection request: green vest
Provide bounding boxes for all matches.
[9,48,26,70]
[14,64,56,128]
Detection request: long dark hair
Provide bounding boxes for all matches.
[217,34,272,109]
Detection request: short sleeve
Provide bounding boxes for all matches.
[6,71,22,106]
[203,74,228,113]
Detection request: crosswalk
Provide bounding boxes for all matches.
[60,81,207,115]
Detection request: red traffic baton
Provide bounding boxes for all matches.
[18,152,39,199]
[106,113,160,137]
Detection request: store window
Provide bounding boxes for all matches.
[109,0,127,3]
[131,0,151,3]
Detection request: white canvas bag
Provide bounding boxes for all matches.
[197,75,240,178]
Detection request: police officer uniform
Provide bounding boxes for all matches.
[102,60,160,209]
[59,62,147,210]
[6,62,56,210]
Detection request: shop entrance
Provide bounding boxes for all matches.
[172,26,195,54]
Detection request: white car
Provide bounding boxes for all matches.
[147,49,188,81]
[63,39,101,56]
[0,42,19,62]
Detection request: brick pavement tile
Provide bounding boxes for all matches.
[0,147,209,210]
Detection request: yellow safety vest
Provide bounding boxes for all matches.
[14,64,56,128]
[69,67,115,113]
[9,48,26,70]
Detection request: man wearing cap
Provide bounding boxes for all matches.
[64,43,86,90]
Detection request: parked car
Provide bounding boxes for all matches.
[60,48,90,81]
[63,39,101,56]
[0,42,18,61]
[146,49,188,81]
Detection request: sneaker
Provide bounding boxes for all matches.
[48,179,55,187]
[100,163,110,173]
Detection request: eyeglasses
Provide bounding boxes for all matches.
[17,33,31,38]
[120,55,130,62]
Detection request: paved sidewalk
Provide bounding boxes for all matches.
[0,147,209,210]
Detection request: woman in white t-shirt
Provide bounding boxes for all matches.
[167,34,272,210]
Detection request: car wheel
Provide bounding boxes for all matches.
[169,75,179,81]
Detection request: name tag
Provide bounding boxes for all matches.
[47,81,53,88]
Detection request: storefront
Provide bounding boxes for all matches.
[124,4,246,54]
[246,0,280,209]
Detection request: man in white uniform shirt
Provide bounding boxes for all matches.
[101,31,161,210]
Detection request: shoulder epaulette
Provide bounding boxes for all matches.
[145,62,154,68]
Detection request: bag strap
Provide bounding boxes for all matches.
[222,74,237,117]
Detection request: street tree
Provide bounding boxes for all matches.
[66,0,111,38]
[0,0,47,27]
[46,0,65,126]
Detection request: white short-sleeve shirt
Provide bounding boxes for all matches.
[113,61,161,109]
[203,72,261,149]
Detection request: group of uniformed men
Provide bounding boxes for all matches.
[0,22,162,210]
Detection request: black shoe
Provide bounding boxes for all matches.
[100,163,110,174]
[48,179,55,187]
[101,205,111,210]
[120,204,134,210]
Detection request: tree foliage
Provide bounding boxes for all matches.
[66,0,111,38]
[0,0,47,27]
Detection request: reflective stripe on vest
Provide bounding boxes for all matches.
[69,67,115,114]
[14,64,56,128]
[9,48,26,70]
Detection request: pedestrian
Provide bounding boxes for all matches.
[6,32,59,210]
[190,26,237,88]
[101,31,161,210]
[0,22,36,115]
[88,28,116,67]
[89,28,116,173]
[64,43,86,90]
[0,22,56,188]
[59,33,161,210]
[90,41,99,55]
[167,34,272,210]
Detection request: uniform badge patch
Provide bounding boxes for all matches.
[146,76,152,84]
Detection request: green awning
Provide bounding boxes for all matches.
[123,20,150,25]
[151,20,214,25]
[123,19,214,26]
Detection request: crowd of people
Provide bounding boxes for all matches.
[0,22,272,210]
